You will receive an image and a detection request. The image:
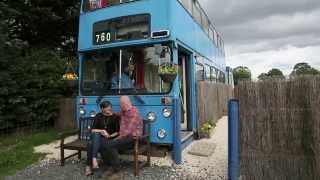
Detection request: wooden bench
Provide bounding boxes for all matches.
[60,117,151,176]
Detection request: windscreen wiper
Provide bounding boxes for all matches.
[96,95,104,106]
[133,95,145,104]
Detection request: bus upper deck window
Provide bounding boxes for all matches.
[88,0,108,11]
[84,0,137,12]
[101,0,108,7]
[89,0,100,10]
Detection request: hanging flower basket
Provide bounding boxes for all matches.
[159,73,177,83]
[62,72,78,80]
[62,72,78,87]
[63,79,78,88]
[159,63,178,83]
[61,59,78,97]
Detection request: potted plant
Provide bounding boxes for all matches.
[61,58,79,97]
[199,122,216,139]
[158,63,178,83]
[62,72,78,86]
[62,59,78,87]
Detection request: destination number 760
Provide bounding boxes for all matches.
[95,32,112,43]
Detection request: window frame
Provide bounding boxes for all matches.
[195,63,205,82]
[217,70,226,83]
[192,1,202,26]
[80,43,174,96]
[177,0,225,54]
[82,0,142,12]
[204,64,211,81]
[210,66,217,83]
[209,27,214,41]
[92,14,151,45]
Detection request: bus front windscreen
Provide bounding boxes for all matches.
[81,44,172,96]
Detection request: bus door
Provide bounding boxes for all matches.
[178,52,189,131]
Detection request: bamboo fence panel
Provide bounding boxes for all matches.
[196,82,234,127]
[236,76,320,180]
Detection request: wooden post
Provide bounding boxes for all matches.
[134,139,139,176]
[55,98,76,131]
[60,139,65,166]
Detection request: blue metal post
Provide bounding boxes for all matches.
[228,99,240,180]
[173,98,182,164]
[76,53,83,128]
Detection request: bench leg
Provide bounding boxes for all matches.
[147,140,151,167]
[60,146,65,166]
[78,150,81,160]
[134,139,139,176]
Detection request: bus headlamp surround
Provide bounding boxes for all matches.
[89,110,97,117]
[147,112,157,122]
[79,107,86,116]
[157,129,167,139]
[162,107,172,118]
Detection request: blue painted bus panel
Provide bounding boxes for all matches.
[79,0,170,51]
[76,95,174,144]
[173,98,182,164]
[77,95,174,106]
[78,0,226,71]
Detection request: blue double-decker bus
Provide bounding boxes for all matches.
[77,0,229,163]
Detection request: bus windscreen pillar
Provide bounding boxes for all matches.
[228,99,240,180]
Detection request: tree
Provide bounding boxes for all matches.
[0,1,79,131]
[267,68,284,77]
[258,73,268,81]
[3,0,79,49]
[233,66,252,85]
[291,62,320,77]
[258,68,285,80]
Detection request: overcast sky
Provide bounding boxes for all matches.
[199,0,320,78]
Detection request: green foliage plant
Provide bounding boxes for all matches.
[0,129,61,179]
[291,62,320,77]
[258,68,285,80]
[200,121,216,138]
[159,63,178,75]
[0,48,66,131]
[233,66,252,85]
[0,0,79,131]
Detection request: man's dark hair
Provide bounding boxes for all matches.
[100,101,112,109]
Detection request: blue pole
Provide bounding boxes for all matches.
[173,98,182,164]
[228,99,240,180]
[76,53,83,129]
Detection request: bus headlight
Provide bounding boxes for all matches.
[157,129,167,139]
[162,108,172,118]
[79,107,86,116]
[147,112,157,122]
[89,110,97,117]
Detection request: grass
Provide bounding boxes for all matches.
[0,129,62,179]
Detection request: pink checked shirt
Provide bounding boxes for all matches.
[117,106,143,139]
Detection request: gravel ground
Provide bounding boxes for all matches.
[5,117,228,180]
